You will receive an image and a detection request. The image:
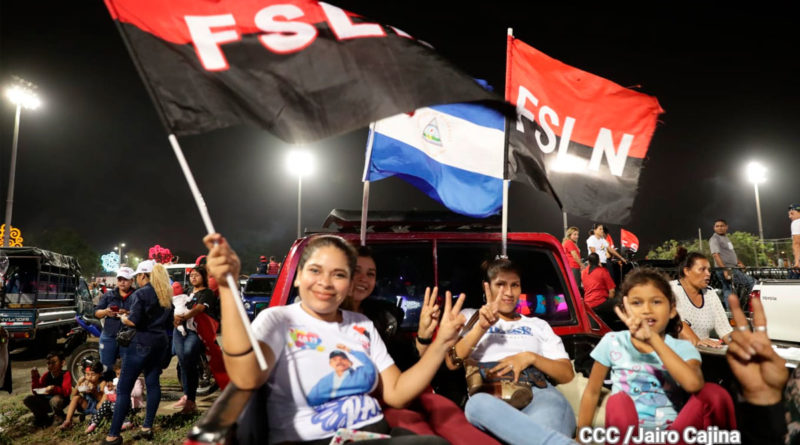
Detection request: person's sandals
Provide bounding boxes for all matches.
[179,400,197,414]
[99,436,122,445]
[85,423,97,433]
[171,395,187,409]
[132,428,154,441]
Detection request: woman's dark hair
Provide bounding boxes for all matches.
[357,245,373,259]
[674,246,688,266]
[192,265,209,288]
[679,252,708,278]
[590,223,606,237]
[481,257,521,282]
[587,252,601,273]
[617,268,682,337]
[299,235,358,276]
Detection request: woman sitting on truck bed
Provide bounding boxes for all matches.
[446,257,577,445]
[204,233,468,444]
[343,246,500,444]
[670,251,733,348]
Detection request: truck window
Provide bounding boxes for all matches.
[244,276,276,295]
[368,243,434,331]
[436,243,576,327]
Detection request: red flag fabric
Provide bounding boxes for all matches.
[620,229,640,252]
[194,312,230,390]
[506,36,664,224]
[103,0,501,142]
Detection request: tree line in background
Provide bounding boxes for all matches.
[646,231,794,267]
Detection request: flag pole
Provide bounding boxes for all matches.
[563,211,568,238]
[360,123,377,246]
[168,135,267,371]
[107,3,266,370]
[501,28,514,258]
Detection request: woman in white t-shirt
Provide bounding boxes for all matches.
[446,258,577,445]
[671,251,733,348]
[203,233,464,445]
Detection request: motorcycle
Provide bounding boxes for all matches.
[65,314,218,395]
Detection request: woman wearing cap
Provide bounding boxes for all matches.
[102,261,174,445]
[94,267,136,381]
[171,265,218,413]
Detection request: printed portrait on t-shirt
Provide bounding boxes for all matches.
[306,346,378,406]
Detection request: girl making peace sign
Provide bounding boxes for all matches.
[578,269,735,441]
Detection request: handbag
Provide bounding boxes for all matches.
[115,300,164,347]
[451,311,548,409]
[116,326,136,347]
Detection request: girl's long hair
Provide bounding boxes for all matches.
[617,268,682,337]
[150,263,174,308]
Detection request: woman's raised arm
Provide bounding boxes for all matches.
[204,233,275,390]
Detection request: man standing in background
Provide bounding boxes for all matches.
[709,219,754,303]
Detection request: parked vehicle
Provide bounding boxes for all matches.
[186,210,610,444]
[751,278,800,346]
[165,263,198,294]
[0,247,87,350]
[240,273,278,321]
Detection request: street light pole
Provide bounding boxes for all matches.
[753,182,764,243]
[3,105,22,247]
[3,81,41,247]
[286,149,314,240]
[297,175,302,239]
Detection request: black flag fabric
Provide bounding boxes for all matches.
[104,0,501,143]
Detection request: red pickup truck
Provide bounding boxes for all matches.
[186,211,610,444]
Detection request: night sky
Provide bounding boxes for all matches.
[1,2,799,265]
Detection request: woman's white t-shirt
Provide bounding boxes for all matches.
[252,303,395,443]
[670,280,733,340]
[586,236,610,264]
[461,309,570,362]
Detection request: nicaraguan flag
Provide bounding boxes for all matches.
[365,103,505,218]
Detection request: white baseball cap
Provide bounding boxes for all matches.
[134,260,155,275]
[116,267,135,280]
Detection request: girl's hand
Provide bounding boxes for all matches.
[417,287,441,340]
[335,343,350,353]
[697,338,724,348]
[432,291,466,348]
[477,282,500,330]
[614,296,653,342]
[203,234,241,286]
[489,352,533,383]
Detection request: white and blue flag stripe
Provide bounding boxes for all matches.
[365,103,505,218]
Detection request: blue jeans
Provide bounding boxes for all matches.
[173,329,202,401]
[716,269,754,308]
[464,384,577,445]
[99,333,127,381]
[109,336,168,436]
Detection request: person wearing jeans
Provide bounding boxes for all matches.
[172,265,218,413]
[465,386,576,445]
[103,261,174,445]
[94,267,136,380]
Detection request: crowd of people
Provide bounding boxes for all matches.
[9,211,797,444]
[203,230,789,445]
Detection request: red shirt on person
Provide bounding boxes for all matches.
[563,239,581,269]
[31,370,72,398]
[581,266,615,308]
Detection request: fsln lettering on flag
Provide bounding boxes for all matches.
[366,103,505,218]
[104,0,501,142]
[506,36,664,224]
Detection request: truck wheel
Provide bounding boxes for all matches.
[67,343,101,385]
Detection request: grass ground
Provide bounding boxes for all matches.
[0,392,202,445]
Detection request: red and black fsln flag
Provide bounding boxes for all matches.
[506,36,664,224]
[104,0,500,143]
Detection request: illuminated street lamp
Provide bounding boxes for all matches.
[3,79,41,247]
[746,161,767,244]
[286,149,315,239]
